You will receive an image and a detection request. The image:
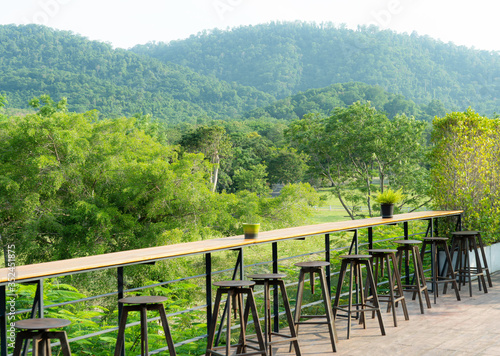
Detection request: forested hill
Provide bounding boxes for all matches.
[0,24,274,122]
[243,82,446,122]
[132,22,500,116]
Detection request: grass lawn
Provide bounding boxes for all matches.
[308,187,352,224]
[309,207,349,224]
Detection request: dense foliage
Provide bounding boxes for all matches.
[0,24,274,122]
[1,22,498,124]
[0,98,320,266]
[286,102,429,218]
[244,82,446,122]
[430,109,500,243]
[133,21,500,116]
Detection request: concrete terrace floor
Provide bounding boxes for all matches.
[271,272,500,356]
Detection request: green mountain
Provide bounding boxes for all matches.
[1,22,498,122]
[132,22,500,116]
[0,24,274,122]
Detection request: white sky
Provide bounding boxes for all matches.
[0,0,499,52]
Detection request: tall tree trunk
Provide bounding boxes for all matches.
[211,155,220,192]
[337,191,355,220]
[366,177,373,217]
[377,161,385,192]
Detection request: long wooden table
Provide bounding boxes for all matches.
[0,210,462,284]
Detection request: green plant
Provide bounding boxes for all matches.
[374,188,404,205]
[430,109,500,244]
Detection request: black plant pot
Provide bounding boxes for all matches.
[380,204,394,218]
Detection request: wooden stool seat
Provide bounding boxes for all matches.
[293,261,337,353]
[206,280,266,356]
[338,254,371,259]
[15,318,71,330]
[13,318,72,356]
[213,280,255,288]
[367,249,409,327]
[394,239,423,245]
[118,296,167,304]
[114,296,176,356]
[367,248,399,253]
[450,231,492,296]
[247,273,287,280]
[394,239,431,314]
[246,273,301,355]
[333,254,386,339]
[421,237,461,303]
[452,231,482,237]
[295,261,330,268]
[423,237,448,241]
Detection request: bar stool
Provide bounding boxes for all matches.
[366,249,409,327]
[420,237,461,303]
[13,318,72,356]
[292,261,337,353]
[450,231,492,297]
[114,296,176,356]
[206,280,266,356]
[246,273,301,355]
[332,255,386,339]
[394,240,431,314]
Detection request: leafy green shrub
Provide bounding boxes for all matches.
[430,109,500,244]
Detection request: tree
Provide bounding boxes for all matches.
[0,97,217,263]
[422,99,447,121]
[0,94,7,108]
[179,125,232,192]
[287,102,428,219]
[325,102,397,217]
[0,97,321,265]
[217,130,274,194]
[267,148,307,184]
[286,113,357,218]
[0,94,6,122]
[233,164,269,196]
[29,94,68,116]
[383,94,419,119]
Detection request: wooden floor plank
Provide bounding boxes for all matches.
[272,272,500,355]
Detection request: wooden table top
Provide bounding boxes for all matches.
[0,210,461,284]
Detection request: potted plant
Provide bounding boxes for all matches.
[374,188,404,218]
[242,222,260,239]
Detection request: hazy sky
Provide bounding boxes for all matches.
[1,0,498,51]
